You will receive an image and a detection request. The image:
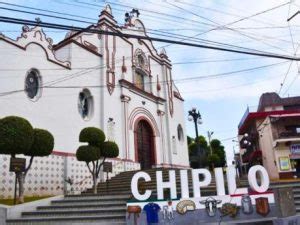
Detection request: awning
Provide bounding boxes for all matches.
[270,113,300,118]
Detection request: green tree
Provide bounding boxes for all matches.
[210,139,226,167]
[76,127,119,194]
[187,135,227,169]
[188,135,209,168]
[187,136,194,146]
[0,116,54,203]
[207,154,220,169]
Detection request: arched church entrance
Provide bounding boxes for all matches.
[135,119,155,170]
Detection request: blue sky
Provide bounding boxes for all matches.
[1,0,300,164]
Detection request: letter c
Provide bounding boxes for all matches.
[131,171,152,201]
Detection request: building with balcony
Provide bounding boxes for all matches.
[238,92,300,179]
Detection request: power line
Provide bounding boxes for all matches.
[165,1,292,54]
[73,0,215,27]
[212,1,286,26]
[277,1,296,95]
[174,61,288,82]
[0,1,97,21]
[0,5,284,54]
[181,71,285,94]
[0,16,299,61]
[278,61,293,94]
[0,6,94,24]
[279,1,300,96]
[153,25,300,31]
[0,60,287,98]
[4,1,298,51]
[68,0,298,49]
[0,56,265,73]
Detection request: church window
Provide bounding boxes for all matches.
[25,69,42,100]
[78,89,94,120]
[138,54,145,67]
[177,124,184,142]
[135,71,145,90]
[135,69,151,92]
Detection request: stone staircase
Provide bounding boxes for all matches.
[270,181,300,213]
[6,194,129,225]
[84,168,250,197]
[5,168,299,224]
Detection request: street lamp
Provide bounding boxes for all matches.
[188,107,202,140]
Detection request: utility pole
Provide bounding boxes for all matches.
[207,131,214,170]
[207,131,214,155]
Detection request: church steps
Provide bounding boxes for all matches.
[50,200,126,207]
[100,171,249,186]
[51,198,127,204]
[6,215,126,225]
[6,193,128,225]
[84,189,221,197]
[95,182,248,189]
[21,209,126,218]
[37,205,126,211]
[62,194,129,201]
[6,168,300,225]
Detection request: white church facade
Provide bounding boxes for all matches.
[0,5,189,197]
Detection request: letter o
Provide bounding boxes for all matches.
[248,165,269,193]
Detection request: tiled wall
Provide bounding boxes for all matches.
[0,152,140,199]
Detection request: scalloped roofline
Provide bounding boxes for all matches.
[0,25,71,69]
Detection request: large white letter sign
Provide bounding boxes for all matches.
[214,167,225,196]
[131,171,152,201]
[156,170,177,200]
[248,165,269,193]
[192,169,211,198]
[227,165,248,195]
[180,170,189,199]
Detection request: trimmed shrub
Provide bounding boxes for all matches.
[25,128,54,156]
[76,145,100,162]
[79,127,105,147]
[0,116,34,155]
[101,141,119,158]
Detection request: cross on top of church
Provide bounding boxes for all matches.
[125,9,140,26]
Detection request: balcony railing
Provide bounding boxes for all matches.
[278,131,300,139]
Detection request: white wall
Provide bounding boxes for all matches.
[0,9,190,181]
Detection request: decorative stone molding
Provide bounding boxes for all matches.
[134,49,149,73]
[122,56,127,73]
[128,107,160,137]
[1,24,71,68]
[98,4,117,25]
[105,28,116,95]
[119,79,165,104]
[157,109,165,116]
[120,94,131,103]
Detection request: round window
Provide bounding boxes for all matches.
[25,69,41,100]
[78,89,94,120]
